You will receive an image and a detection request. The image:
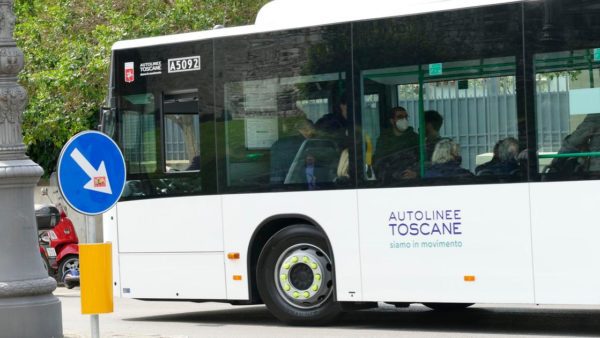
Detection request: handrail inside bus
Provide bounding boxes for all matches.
[538,152,600,159]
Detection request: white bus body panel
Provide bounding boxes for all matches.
[116,196,226,299]
[102,206,121,297]
[109,181,600,304]
[117,196,223,252]
[530,181,600,304]
[119,252,226,299]
[222,190,362,301]
[358,184,535,303]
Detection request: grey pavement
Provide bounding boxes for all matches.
[57,287,600,338]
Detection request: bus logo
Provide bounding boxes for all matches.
[124,62,134,83]
[140,61,162,76]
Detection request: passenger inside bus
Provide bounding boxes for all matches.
[547,113,600,175]
[424,138,473,178]
[334,148,351,184]
[475,140,501,175]
[270,118,316,184]
[282,138,339,188]
[315,94,350,149]
[476,137,520,176]
[425,110,444,162]
[372,106,419,182]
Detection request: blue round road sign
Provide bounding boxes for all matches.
[58,131,126,215]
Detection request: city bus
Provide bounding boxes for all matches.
[100,0,600,324]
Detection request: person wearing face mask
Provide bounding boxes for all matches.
[372,106,419,183]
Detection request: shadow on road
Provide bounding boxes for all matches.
[124,304,600,336]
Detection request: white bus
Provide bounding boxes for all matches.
[101,0,600,324]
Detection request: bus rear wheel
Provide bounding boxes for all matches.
[256,225,341,325]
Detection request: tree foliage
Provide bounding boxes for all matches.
[14,0,269,175]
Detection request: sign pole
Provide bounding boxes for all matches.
[87,214,98,338]
[91,314,100,338]
[87,214,96,244]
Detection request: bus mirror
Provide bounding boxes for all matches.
[98,107,116,135]
[98,107,109,129]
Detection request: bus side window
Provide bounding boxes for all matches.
[155,90,203,196]
[120,94,158,175]
[354,6,525,187]
[535,50,600,181]
[163,91,201,173]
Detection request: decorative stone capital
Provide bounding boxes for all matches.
[0,1,16,44]
[0,84,26,122]
[0,46,24,78]
[0,83,27,150]
[0,0,27,154]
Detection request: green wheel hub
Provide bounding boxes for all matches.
[275,243,333,309]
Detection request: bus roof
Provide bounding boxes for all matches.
[112,0,524,51]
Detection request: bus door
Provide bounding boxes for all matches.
[116,87,226,300]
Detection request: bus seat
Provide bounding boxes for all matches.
[284,139,339,185]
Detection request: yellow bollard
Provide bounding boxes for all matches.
[80,243,113,314]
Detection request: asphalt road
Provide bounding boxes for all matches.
[57,287,600,337]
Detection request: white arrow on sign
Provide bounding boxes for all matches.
[70,148,113,195]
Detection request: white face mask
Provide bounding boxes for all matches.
[395,118,409,131]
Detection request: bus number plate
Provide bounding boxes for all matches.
[168,56,201,73]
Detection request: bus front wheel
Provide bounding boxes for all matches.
[256,225,341,325]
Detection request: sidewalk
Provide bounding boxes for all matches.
[58,287,241,338]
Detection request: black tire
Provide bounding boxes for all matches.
[58,254,79,285]
[256,225,341,325]
[423,302,474,311]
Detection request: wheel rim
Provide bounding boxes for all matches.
[274,243,333,309]
[62,258,79,275]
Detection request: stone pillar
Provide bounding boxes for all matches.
[0,1,63,337]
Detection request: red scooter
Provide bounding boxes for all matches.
[36,187,80,288]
